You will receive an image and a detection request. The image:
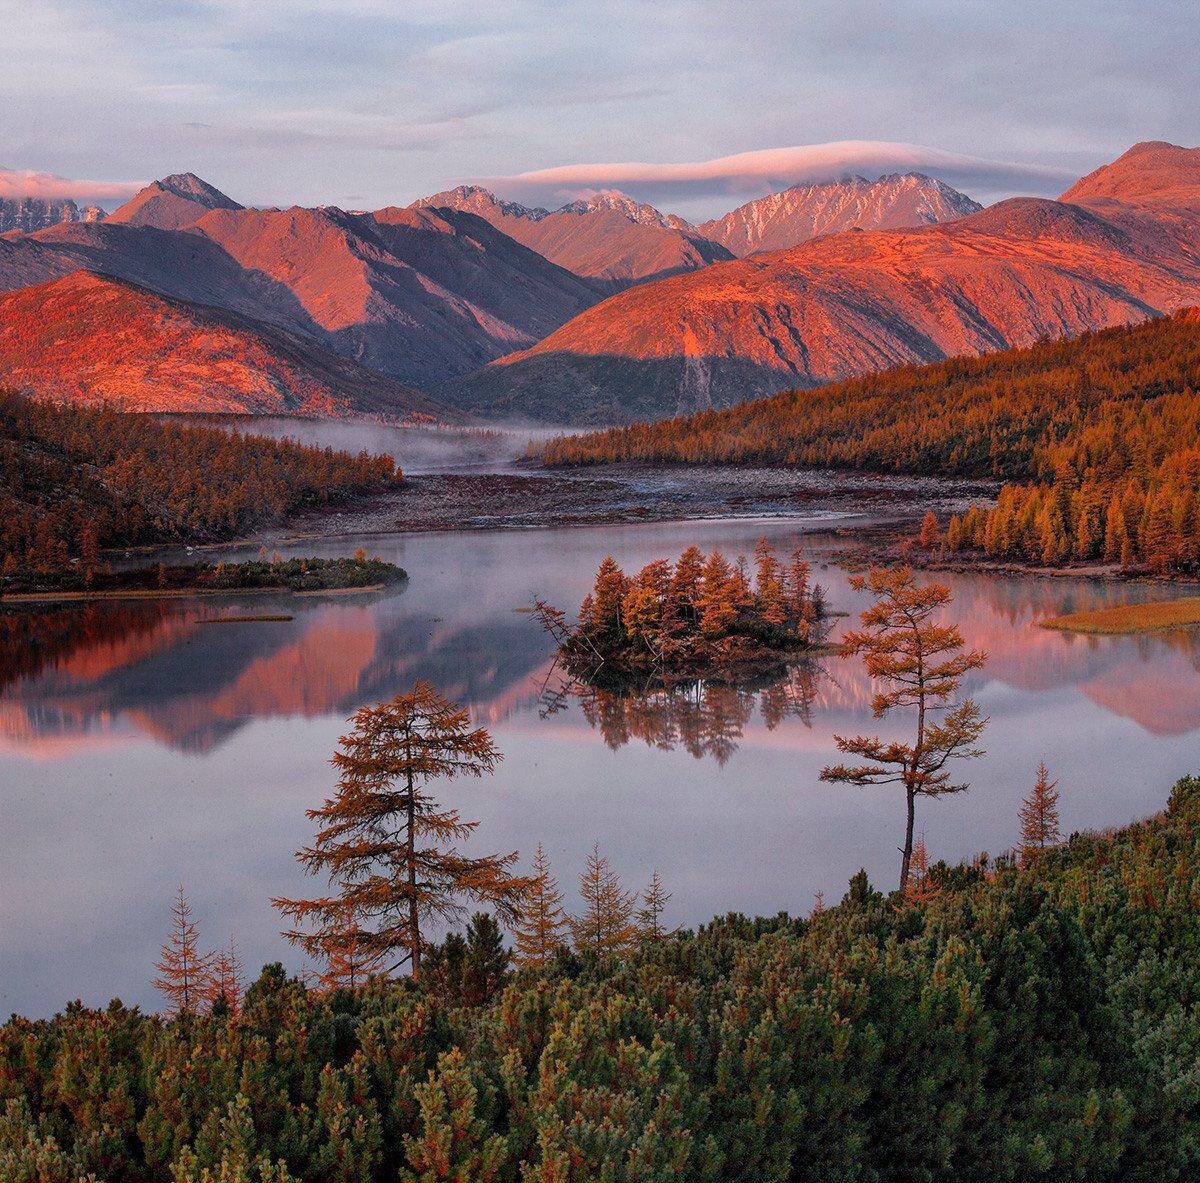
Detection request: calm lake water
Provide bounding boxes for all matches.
[4,516,1199,1018]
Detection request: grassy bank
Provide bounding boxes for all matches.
[1040,596,1200,634]
[1,555,406,601]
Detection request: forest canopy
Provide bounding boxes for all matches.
[0,391,399,571]
[541,309,1200,571]
[7,774,1200,1180]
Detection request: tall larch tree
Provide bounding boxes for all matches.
[207,937,245,1016]
[821,567,988,890]
[919,511,939,550]
[569,843,637,957]
[273,682,532,977]
[636,871,679,943]
[511,843,570,968]
[152,886,213,1017]
[1019,761,1062,866]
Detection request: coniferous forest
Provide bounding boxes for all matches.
[541,309,1200,573]
[0,392,399,571]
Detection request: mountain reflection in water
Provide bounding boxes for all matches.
[5,518,1200,1019]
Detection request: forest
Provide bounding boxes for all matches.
[4,770,1199,1181]
[0,392,399,572]
[540,309,1200,572]
[539,541,824,677]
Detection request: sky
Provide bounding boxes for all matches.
[1,0,1197,220]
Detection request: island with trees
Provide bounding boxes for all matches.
[533,539,827,681]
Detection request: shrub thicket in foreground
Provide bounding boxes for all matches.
[6,777,1200,1181]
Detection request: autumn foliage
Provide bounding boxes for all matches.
[549,540,822,675]
[822,567,987,888]
[0,390,398,570]
[273,683,531,977]
[542,310,1200,573]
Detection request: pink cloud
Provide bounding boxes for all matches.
[0,167,145,208]
[484,140,1074,209]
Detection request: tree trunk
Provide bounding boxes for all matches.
[406,763,420,975]
[900,784,916,890]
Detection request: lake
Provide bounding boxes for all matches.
[4,515,1199,1018]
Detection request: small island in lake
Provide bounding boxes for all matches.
[534,540,826,679]
[2,553,406,600]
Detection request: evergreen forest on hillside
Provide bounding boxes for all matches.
[542,310,1200,573]
[0,392,399,572]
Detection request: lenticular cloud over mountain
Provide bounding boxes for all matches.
[487,140,1075,211]
[0,167,145,209]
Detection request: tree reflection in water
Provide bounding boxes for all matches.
[539,660,823,765]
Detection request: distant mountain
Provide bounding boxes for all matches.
[411,185,731,289]
[0,178,601,388]
[696,172,982,256]
[106,172,244,230]
[439,143,1200,425]
[0,271,451,418]
[0,197,103,235]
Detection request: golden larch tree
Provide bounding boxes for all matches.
[152,886,213,1017]
[636,870,679,943]
[900,833,941,908]
[273,682,532,976]
[821,567,988,890]
[1019,761,1062,866]
[569,843,637,957]
[511,843,570,968]
[919,510,939,550]
[208,936,245,1015]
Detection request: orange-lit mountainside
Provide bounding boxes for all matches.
[0,174,598,389]
[412,186,735,289]
[447,142,1200,424]
[0,271,449,418]
[544,306,1200,572]
[412,173,977,290]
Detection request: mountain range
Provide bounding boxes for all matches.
[443,142,1200,423]
[0,196,104,235]
[0,143,1197,424]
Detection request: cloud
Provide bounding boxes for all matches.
[484,140,1079,211]
[0,167,145,208]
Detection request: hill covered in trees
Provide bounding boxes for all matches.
[0,392,399,570]
[6,773,1200,1179]
[543,308,1200,572]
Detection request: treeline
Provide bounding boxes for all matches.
[7,775,1200,1180]
[542,309,1200,572]
[543,540,823,675]
[0,392,400,571]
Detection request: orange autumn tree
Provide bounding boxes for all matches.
[273,682,532,977]
[511,843,571,968]
[152,886,212,1017]
[1019,761,1062,865]
[208,936,245,1015]
[569,843,637,957]
[821,567,988,890]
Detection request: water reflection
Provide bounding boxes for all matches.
[6,560,1200,758]
[5,518,1200,1018]
[540,664,821,765]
